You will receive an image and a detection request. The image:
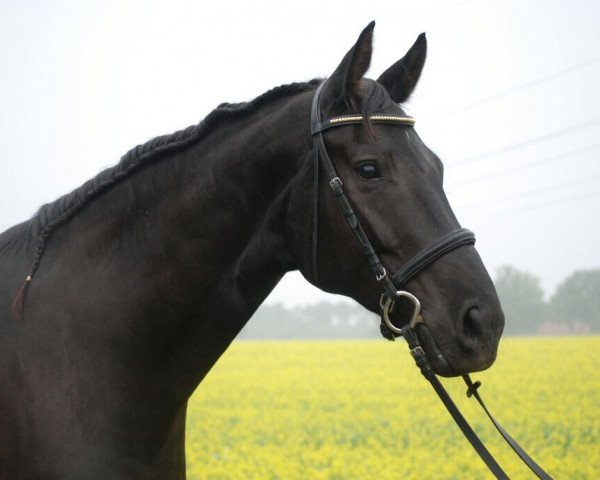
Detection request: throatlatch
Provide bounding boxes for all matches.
[310,79,553,480]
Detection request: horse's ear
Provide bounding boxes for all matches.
[377,33,427,104]
[324,21,375,104]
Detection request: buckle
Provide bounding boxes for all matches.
[376,268,387,282]
[329,177,343,188]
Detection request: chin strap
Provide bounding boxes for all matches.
[401,324,553,480]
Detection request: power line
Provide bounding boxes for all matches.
[456,173,600,209]
[448,142,600,186]
[449,117,600,167]
[451,57,600,114]
[460,189,600,219]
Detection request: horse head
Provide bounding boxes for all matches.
[289,23,504,376]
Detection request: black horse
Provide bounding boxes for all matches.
[0,23,503,479]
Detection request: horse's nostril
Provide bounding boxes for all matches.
[456,306,486,352]
[463,307,483,340]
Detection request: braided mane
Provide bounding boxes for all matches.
[35,79,320,232]
[13,79,321,316]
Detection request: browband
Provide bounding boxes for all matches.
[312,114,415,134]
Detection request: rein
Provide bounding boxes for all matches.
[310,81,553,479]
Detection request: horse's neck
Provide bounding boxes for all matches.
[41,93,310,386]
[0,93,313,474]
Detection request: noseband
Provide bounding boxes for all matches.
[309,81,475,336]
[309,81,553,480]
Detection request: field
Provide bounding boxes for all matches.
[185,337,599,479]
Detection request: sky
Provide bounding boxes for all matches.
[1,0,599,307]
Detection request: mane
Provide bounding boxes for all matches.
[35,79,322,232]
[357,80,397,135]
[12,79,321,317]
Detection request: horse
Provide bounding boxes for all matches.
[0,22,504,479]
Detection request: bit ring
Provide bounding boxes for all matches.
[381,291,422,334]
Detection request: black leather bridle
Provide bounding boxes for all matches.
[310,80,553,480]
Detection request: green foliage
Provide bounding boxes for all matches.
[549,269,600,332]
[494,265,546,334]
[241,267,599,338]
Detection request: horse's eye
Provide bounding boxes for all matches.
[356,163,381,180]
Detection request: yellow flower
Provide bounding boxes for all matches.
[185,337,599,479]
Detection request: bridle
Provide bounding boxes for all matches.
[310,81,476,337]
[310,80,553,480]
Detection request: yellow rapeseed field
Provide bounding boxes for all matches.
[186,337,599,479]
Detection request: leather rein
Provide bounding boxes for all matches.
[310,81,553,480]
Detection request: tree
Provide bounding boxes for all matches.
[493,266,546,334]
[549,269,600,332]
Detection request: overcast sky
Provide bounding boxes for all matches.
[1,0,599,306]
